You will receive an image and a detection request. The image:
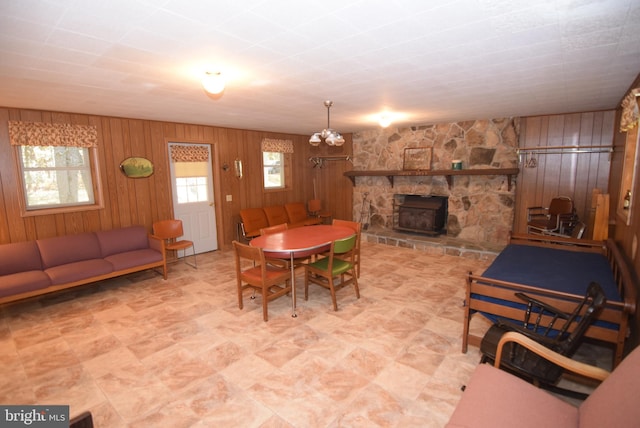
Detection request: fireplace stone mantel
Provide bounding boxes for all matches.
[344,168,519,190]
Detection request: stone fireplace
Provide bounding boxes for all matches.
[351,118,520,246]
[394,194,447,235]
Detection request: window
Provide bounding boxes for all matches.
[261,138,294,191]
[19,145,95,209]
[263,151,284,189]
[9,121,102,216]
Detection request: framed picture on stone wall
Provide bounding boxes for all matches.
[403,147,432,171]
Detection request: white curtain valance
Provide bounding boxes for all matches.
[261,138,294,153]
[620,88,640,132]
[8,121,98,147]
[170,144,210,162]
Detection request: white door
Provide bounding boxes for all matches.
[168,142,218,253]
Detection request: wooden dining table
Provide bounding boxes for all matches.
[250,224,355,317]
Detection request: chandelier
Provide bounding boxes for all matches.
[309,100,345,146]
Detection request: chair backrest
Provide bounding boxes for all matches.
[284,202,308,224]
[332,219,362,248]
[579,345,640,428]
[240,208,269,237]
[263,205,290,226]
[260,223,288,235]
[548,196,574,216]
[518,281,606,356]
[332,219,361,235]
[333,234,357,255]
[554,282,606,355]
[232,240,265,272]
[153,219,184,240]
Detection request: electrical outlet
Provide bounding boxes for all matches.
[226,194,232,202]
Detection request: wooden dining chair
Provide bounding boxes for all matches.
[260,222,313,269]
[308,199,332,224]
[332,219,362,277]
[152,219,196,268]
[232,240,292,321]
[260,223,288,235]
[304,234,359,311]
[259,223,291,269]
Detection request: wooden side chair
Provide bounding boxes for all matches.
[332,219,362,277]
[304,234,359,311]
[259,223,291,269]
[260,223,288,235]
[308,199,332,224]
[152,219,196,268]
[232,240,292,322]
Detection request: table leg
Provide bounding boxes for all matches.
[290,252,297,317]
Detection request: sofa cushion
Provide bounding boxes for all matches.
[45,259,113,285]
[239,208,270,238]
[285,202,321,227]
[0,241,43,275]
[263,205,289,227]
[0,271,51,298]
[446,363,577,428]
[37,233,102,269]
[96,225,150,257]
[105,249,163,271]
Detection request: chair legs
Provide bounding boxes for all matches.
[304,269,359,311]
[173,246,197,268]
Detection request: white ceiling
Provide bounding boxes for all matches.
[1,0,639,136]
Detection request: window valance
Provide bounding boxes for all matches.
[261,138,294,153]
[170,144,210,162]
[8,121,98,147]
[620,88,640,132]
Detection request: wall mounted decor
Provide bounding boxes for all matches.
[403,147,432,171]
[120,157,154,178]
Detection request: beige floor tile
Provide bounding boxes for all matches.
[0,241,612,427]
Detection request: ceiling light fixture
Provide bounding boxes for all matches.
[202,71,225,95]
[379,113,391,128]
[309,100,345,146]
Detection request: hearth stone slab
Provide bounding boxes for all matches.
[363,227,503,262]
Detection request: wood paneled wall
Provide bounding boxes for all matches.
[513,111,615,235]
[0,107,354,248]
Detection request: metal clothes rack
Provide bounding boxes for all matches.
[308,155,353,168]
[517,145,614,168]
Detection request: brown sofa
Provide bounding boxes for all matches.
[446,331,640,428]
[0,225,166,304]
[239,202,321,239]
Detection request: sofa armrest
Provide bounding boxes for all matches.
[149,234,166,254]
[495,331,610,382]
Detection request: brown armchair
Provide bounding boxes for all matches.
[447,332,639,428]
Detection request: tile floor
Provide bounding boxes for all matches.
[0,241,610,427]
